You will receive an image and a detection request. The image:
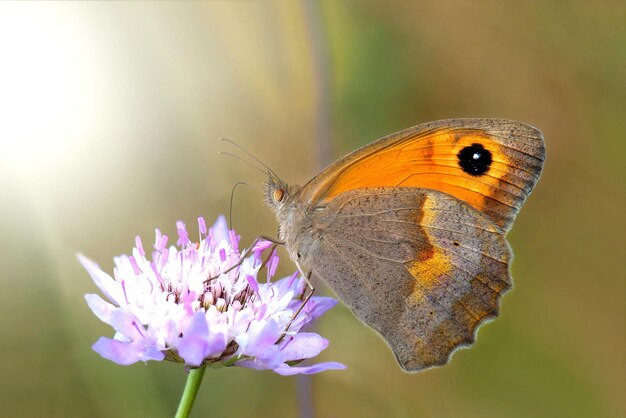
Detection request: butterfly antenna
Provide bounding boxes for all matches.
[228,181,253,230]
[219,138,280,180]
[218,151,268,177]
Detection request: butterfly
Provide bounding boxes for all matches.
[263,118,545,371]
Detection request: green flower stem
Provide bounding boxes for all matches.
[175,364,207,418]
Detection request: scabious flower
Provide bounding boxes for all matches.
[79,216,344,375]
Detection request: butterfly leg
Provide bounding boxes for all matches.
[245,238,317,343]
[276,260,316,344]
[295,259,316,308]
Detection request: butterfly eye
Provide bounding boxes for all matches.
[273,188,285,202]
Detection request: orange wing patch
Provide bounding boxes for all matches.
[406,249,452,295]
[406,195,452,296]
[304,120,545,231]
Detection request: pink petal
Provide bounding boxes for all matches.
[77,254,123,305]
[92,337,164,365]
[211,216,229,245]
[84,293,117,324]
[279,333,328,361]
[244,319,284,368]
[235,359,270,371]
[109,310,146,341]
[273,274,303,295]
[178,312,228,366]
[92,337,142,365]
[135,236,145,256]
[198,217,207,235]
[273,362,346,376]
[228,230,240,249]
[176,221,190,246]
[267,252,279,281]
[248,319,282,350]
[246,275,259,293]
[305,296,338,318]
[252,240,273,252]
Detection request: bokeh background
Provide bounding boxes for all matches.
[0,2,623,418]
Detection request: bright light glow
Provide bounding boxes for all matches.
[0,4,108,177]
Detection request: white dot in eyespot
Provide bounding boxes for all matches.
[472,152,481,160]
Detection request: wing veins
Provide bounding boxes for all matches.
[323,236,459,323]
[397,159,533,187]
[396,137,544,161]
[325,234,490,331]
[334,206,422,219]
[326,222,507,290]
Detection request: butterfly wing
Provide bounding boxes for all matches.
[278,118,544,370]
[299,118,545,231]
[306,187,511,371]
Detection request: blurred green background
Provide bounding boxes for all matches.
[0,2,623,418]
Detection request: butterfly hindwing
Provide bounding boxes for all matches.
[306,187,511,371]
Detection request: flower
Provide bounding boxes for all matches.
[79,216,345,375]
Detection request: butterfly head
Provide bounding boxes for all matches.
[264,172,316,260]
[264,173,292,212]
[265,173,302,239]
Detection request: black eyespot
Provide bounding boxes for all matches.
[457,143,492,176]
[453,241,460,247]
[297,252,301,259]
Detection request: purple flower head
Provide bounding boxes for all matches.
[79,216,345,375]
